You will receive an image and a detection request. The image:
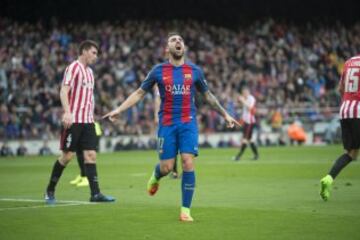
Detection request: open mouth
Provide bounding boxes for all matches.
[175,46,182,51]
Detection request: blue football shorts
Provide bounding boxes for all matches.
[157,121,198,160]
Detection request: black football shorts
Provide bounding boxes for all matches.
[60,123,97,152]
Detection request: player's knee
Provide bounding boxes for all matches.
[160,161,174,173]
[59,152,73,165]
[163,166,172,174]
[84,150,97,163]
[182,157,194,171]
[347,149,358,160]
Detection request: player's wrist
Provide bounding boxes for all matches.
[223,112,230,119]
[115,108,122,115]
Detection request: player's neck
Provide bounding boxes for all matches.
[169,57,184,67]
[78,57,88,67]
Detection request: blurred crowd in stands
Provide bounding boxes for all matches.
[0,139,53,156]
[1,17,359,142]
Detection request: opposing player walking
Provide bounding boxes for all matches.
[45,40,115,204]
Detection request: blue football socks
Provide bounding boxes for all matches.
[182,171,195,208]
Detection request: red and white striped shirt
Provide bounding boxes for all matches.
[241,95,256,124]
[62,60,95,123]
[339,55,360,119]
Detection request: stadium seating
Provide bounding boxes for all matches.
[0,18,355,143]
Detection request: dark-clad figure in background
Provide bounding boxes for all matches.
[39,140,53,156]
[16,139,28,156]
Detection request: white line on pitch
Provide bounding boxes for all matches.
[0,198,95,204]
[0,203,89,212]
[0,198,97,212]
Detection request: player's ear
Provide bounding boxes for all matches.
[82,48,89,56]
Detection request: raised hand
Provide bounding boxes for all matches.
[224,113,241,128]
[102,109,120,122]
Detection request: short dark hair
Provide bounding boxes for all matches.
[167,32,182,41]
[241,86,250,93]
[78,40,100,55]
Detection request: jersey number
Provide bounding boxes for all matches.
[345,68,360,93]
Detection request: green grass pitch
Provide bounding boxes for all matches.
[0,145,359,240]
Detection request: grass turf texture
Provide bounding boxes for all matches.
[0,145,359,240]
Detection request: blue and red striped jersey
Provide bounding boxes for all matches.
[141,61,208,126]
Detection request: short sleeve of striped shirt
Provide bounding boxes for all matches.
[248,95,256,108]
[194,67,209,93]
[141,66,158,92]
[62,62,79,86]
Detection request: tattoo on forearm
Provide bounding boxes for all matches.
[204,91,227,117]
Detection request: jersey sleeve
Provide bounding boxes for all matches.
[248,96,256,108]
[194,67,209,93]
[62,63,79,86]
[140,67,158,92]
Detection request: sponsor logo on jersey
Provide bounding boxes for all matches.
[184,74,192,79]
[82,81,93,88]
[165,84,191,95]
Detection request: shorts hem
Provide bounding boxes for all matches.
[179,151,198,157]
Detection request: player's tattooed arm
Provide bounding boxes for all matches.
[202,90,241,128]
[203,90,228,118]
